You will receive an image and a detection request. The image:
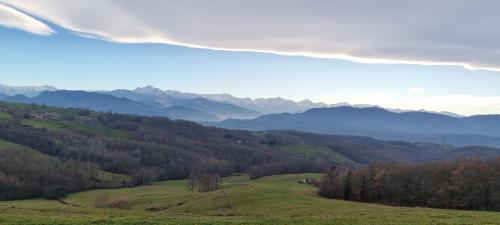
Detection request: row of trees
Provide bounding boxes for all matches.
[319,158,500,211]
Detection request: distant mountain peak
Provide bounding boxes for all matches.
[1,83,466,119]
[134,85,166,96]
[0,83,58,97]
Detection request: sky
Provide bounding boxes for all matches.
[1,0,500,116]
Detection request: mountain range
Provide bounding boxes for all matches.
[0,84,354,120]
[3,90,218,121]
[2,83,500,148]
[0,84,57,97]
[212,107,500,148]
[130,85,339,114]
[3,100,500,202]
[105,88,261,120]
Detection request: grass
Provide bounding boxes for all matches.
[22,119,131,139]
[0,139,21,148]
[0,111,11,122]
[1,173,500,225]
[94,170,132,185]
[285,145,358,166]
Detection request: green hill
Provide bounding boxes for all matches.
[1,101,500,201]
[1,173,500,225]
[0,139,130,200]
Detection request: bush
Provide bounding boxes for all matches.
[131,168,159,185]
[44,186,67,200]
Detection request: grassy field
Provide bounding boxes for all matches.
[1,173,500,225]
[284,145,358,166]
[0,111,11,122]
[0,139,21,148]
[22,119,131,139]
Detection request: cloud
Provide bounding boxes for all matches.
[408,87,426,94]
[0,3,53,36]
[2,0,500,71]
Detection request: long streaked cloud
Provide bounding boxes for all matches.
[0,3,53,35]
[2,0,500,71]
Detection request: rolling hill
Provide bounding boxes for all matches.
[1,173,499,225]
[213,106,500,148]
[2,101,500,201]
[0,139,128,200]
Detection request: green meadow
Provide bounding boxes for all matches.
[22,119,132,139]
[0,111,11,122]
[1,173,500,225]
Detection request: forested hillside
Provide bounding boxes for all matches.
[213,106,500,148]
[319,157,500,211]
[1,101,499,200]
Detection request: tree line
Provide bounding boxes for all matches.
[318,157,500,211]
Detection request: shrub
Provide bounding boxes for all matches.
[44,186,67,200]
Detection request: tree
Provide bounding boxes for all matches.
[131,168,158,185]
[343,170,353,200]
[319,166,339,198]
[318,158,500,212]
[44,186,67,200]
[186,173,221,193]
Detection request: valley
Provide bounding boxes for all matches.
[2,2,500,224]
[2,173,499,225]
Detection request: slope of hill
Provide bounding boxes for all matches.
[1,101,499,201]
[0,101,326,200]
[1,173,499,225]
[421,134,500,148]
[0,139,127,200]
[213,106,500,148]
[268,130,500,164]
[3,90,218,121]
[107,89,260,120]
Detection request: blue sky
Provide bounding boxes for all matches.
[1,1,500,115]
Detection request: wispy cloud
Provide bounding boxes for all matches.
[2,0,500,72]
[0,3,53,36]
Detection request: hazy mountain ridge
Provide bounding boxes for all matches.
[0,83,463,118]
[213,106,500,148]
[3,90,218,121]
[133,85,462,116]
[108,89,261,120]
[134,85,340,114]
[0,84,57,97]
